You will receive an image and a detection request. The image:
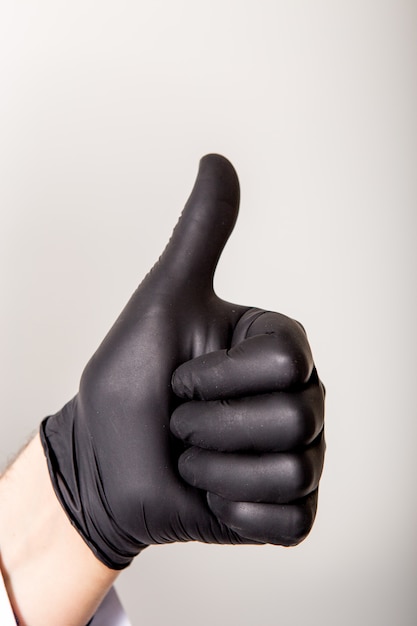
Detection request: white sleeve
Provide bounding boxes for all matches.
[1,567,131,626]
[91,586,132,626]
[0,568,17,626]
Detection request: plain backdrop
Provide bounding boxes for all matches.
[1,1,416,625]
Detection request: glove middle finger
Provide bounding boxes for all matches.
[171,380,324,453]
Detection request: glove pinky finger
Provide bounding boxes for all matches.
[207,490,318,547]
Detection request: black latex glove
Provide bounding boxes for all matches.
[40,154,325,570]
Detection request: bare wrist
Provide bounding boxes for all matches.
[0,434,118,626]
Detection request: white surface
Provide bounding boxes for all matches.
[0,2,416,626]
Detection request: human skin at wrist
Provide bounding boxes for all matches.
[0,434,119,626]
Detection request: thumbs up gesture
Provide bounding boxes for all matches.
[40,155,325,570]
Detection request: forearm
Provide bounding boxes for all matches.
[0,433,119,626]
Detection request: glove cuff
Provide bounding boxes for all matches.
[39,398,145,570]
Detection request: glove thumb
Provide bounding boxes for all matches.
[156,154,240,292]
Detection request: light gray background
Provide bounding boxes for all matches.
[1,1,416,625]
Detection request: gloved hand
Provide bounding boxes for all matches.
[40,154,325,570]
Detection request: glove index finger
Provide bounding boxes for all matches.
[171,309,314,401]
[158,154,240,291]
